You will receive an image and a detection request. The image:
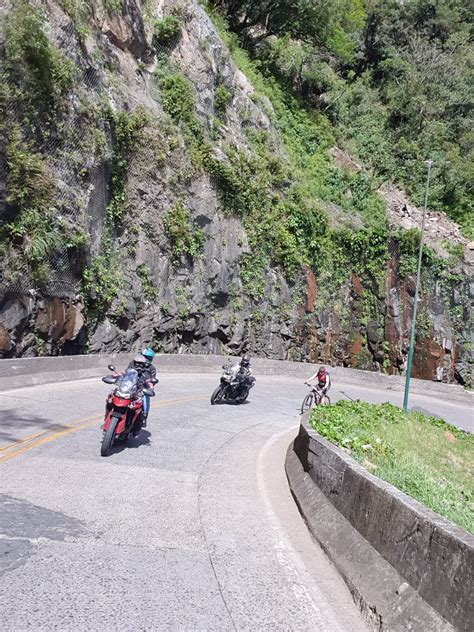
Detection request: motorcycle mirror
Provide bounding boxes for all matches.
[142,388,155,397]
[102,376,116,384]
[108,364,116,372]
[151,378,159,385]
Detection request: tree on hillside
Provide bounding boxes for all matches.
[211,0,366,60]
[211,0,474,234]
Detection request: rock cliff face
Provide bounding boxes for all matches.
[0,0,472,386]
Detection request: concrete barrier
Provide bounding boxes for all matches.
[287,416,474,631]
[0,353,472,404]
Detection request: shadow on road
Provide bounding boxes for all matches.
[0,408,69,445]
[109,430,152,456]
[411,406,443,419]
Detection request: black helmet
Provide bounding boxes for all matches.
[241,353,251,368]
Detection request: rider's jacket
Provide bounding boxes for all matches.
[126,361,156,388]
[238,364,252,380]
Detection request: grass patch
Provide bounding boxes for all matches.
[214,84,233,117]
[154,61,195,124]
[153,15,181,43]
[137,263,158,301]
[310,400,473,534]
[163,200,205,264]
[4,0,75,118]
[104,107,149,223]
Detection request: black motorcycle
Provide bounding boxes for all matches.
[211,361,255,404]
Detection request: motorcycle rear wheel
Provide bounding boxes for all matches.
[101,414,119,457]
[211,384,226,405]
[238,390,249,403]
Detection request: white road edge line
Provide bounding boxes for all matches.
[256,424,346,632]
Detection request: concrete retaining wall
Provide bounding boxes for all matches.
[288,416,474,631]
[0,353,472,404]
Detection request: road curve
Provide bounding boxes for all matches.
[0,371,471,631]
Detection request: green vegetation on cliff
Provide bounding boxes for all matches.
[163,201,205,263]
[1,0,75,286]
[207,0,474,239]
[310,400,474,534]
[194,1,471,378]
[0,0,470,379]
[201,1,465,296]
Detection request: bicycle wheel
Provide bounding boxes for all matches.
[301,393,314,415]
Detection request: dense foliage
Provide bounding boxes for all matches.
[210,0,474,238]
[163,201,205,263]
[310,400,474,533]
[196,2,470,377]
[1,0,75,287]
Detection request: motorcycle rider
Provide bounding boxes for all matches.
[305,365,331,401]
[122,348,157,433]
[238,353,255,391]
[239,353,252,375]
[139,347,157,426]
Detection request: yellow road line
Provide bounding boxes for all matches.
[0,397,198,452]
[0,410,107,453]
[0,420,98,465]
[0,430,47,452]
[0,396,207,464]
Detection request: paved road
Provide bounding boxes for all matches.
[0,372,472,631]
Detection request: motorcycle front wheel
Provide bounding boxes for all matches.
[101,414,120,457]
[211,384,226,405]
[301,393,314,415]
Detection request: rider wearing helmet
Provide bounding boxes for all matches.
[238,352,255,390]
[306,365,331,395]
[141,348,156,379]
[126,348,157,429]
[240,353,251,373]
[139,348,156,425]
[130,353,147,372]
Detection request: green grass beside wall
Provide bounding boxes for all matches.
[310,400,474,534]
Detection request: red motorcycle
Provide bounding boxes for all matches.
[100,365,155,457]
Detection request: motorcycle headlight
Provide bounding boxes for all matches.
[116,390,131,399]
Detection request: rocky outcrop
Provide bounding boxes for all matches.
[100,0,151,60]
[0,0,472,386]
[0,294,86,357]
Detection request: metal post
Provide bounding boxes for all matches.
[403,160,433,411]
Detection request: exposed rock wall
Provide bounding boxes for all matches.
[0,0,472,386]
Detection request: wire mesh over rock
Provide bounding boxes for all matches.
[0,0,471,386]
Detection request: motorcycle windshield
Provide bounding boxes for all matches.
[222,363,239,378]
[115,369,139,396]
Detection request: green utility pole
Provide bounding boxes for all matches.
[403,159,433,411]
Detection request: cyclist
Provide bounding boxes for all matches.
[305,366,331,402]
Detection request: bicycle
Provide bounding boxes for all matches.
[300,383,331,415]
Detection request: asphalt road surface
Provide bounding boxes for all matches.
[0,372,472,631]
